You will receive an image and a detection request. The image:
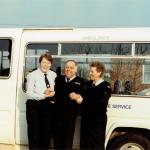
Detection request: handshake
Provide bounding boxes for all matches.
[69,92,83,104]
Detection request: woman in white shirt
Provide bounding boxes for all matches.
[26,52,56,150]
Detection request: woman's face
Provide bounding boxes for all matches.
[40,57,51,73]
[89,67,101,81]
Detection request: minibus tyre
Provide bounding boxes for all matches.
[109,133,150,150]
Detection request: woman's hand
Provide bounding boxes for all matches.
[44,88,55,97]
[69,92,83,104]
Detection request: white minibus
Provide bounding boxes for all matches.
[1,28,150,150]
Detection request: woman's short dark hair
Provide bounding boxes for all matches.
[39,52,53,63]
[90,61,105,77]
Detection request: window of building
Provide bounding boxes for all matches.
[143,60,150,83]
[135,43,150,55]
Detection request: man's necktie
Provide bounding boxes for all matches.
[44,73,50,88]
[66,78,70,82]
[92,82,96,87]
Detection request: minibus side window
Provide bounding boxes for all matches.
[24,43,58,90]
[61,43,131,55]
[61,42,150,96]
[24,42,150,96]
[26,43,58,72]
[0,39,12,77]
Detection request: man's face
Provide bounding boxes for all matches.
[40,57,51,73]
[64,61,77,79]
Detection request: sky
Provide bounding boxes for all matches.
[0,0,149,28]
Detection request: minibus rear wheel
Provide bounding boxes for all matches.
[109,133,150,150]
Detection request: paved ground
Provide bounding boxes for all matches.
[0,144,79,150]
[0,144,28,150]
[0,145,56,150]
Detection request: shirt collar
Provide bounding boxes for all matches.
[93,78,104,86]
[38,68,43,74]
[38,68,50,75]
[65,75,76,82]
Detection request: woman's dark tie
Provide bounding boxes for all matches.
[44,73,55,103]
[44,73,50,88]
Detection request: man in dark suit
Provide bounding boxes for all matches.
[54,60,85,149]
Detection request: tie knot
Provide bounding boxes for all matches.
[66,78,70,82]
[44,73,47,77]
[92,82,96,87]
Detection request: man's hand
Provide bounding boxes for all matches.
[69,92,83,104]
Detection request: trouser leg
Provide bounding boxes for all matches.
[39,100,52,150]
[26,100,41,150]
[54,118,76,149]
[80,118,107,150]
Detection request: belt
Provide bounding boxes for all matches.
[27,98,55,104]
[45,97,55,104]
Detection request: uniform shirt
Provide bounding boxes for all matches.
[55,75,85,118]
[26,68,57,100]
[78,79,105,104]
[82,80,111,119]
[65,75,76,82]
